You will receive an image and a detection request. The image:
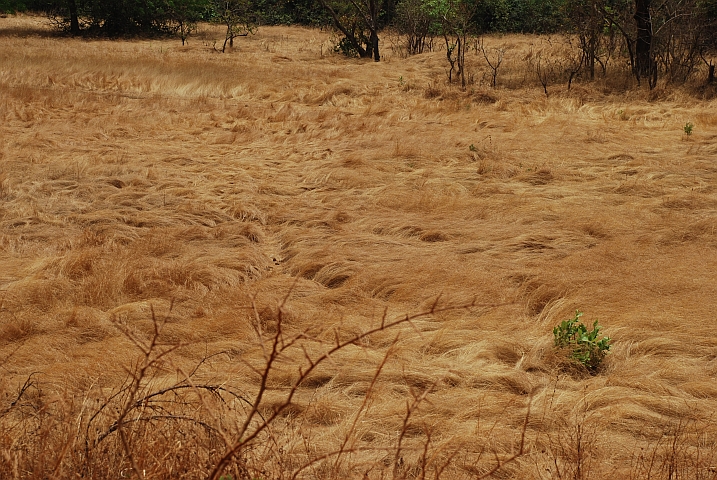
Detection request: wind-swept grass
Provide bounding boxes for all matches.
[1,14,717,478]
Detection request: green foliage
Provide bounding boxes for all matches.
[252,0,332,25]
[684,122,694,136]
[474,0,566,33]
[553,311,611,372]
[211,0,258,51]
[397,0,568,35]
[318,0,381,59]
[395,0,443,54]
[166,0,213,43]
[0,0,26,13]
[38,0,214,36]
[333,35,358,56]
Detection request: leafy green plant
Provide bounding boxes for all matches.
[553,311,611,372]
[333,35,360,57]
[683,122,694,136]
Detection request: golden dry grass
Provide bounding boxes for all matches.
[2,13,717,479]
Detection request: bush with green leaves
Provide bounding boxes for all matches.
[0,0,27,13]
[553,310,611,372]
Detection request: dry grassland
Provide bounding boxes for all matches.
[2,13,717,479]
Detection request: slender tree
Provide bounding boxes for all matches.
[634,0,656,85]
[438,0,477,88]
[168,0,209,45]
[395,0,441,54]
[212,0,256,51]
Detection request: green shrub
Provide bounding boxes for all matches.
[0,0,27,13]
[334,36,360,57]
[553,310,611,372]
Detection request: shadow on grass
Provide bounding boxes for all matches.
[0,15,183,40]
[0,28,65,38]
[0,14,63,38]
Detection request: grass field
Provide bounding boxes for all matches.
[2,13,717,479]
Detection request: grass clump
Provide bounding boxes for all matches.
[553,310,611,373]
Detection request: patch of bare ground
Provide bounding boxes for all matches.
[1,14,717,479]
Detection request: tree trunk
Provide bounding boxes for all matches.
[458,34,465,88]
[369,0,380,61]
[370,28,380,61]
[588,2,598,80]
[67,0,80,35]
[709,63,715,84]
[634,0,655,83]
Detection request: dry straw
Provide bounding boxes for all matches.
[1,14,717,479]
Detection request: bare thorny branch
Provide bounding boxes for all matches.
[480,39,505,88]
[208,291,514,479]
[476,393,533,479]
[0,373,39,418]
[71,288,522,480]
[114,303,179,478]
[85,308,258,468]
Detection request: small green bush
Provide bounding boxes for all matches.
[553,310,611,372]
[334,36,359,57]
[684,122,694,136]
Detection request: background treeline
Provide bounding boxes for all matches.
[1,0,716,86]
[0,0,571,34]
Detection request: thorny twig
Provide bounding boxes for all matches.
[208,292,513,480]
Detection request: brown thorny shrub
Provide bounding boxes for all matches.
[0,295,536,479]
[4,295,716,479]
